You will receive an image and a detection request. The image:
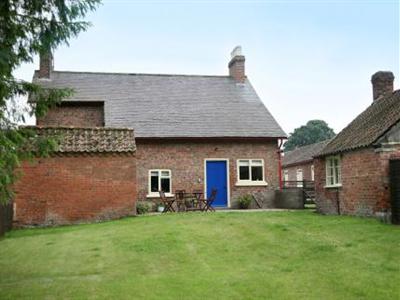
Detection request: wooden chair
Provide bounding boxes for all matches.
[159,191,175,213]
[175,190,186,212]
[192,189,204,210]
[201,189,217,212]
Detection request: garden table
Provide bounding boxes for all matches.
[174,191,204,212]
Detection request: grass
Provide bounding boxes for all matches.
[0,211,399,299]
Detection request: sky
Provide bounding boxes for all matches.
[14,0,400,135]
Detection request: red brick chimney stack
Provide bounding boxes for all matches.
[39,50,54,79]
[371,71,394,101]
[228,46,246,83]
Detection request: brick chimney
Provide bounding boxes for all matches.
[38,50,53,79]
[228,46,245,83]
[371,71,394,101]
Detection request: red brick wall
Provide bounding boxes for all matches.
[13,153,136,226]
[135,139,279,208]
[315,146,400,216]
[283,162,313,182]
[37,102,104,127]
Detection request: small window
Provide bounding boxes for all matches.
[296,169,303,187]
[283,170,289,183]
[237,159,265,184]
[325,156,341,187]
[149,170,171,195]
[311,165,315,181]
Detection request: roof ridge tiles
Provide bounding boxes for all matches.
[35,70,231,78]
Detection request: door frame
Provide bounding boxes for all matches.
[204,158,230,208]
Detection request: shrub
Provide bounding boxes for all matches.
[238,195,252,209]
[136,202,151,215]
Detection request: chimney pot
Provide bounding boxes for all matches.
[39,50,53,79]
[371,71,394,101]
[228,46,245,83]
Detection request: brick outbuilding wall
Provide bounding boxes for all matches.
[37,102,104,127]
[13,153,136,226]
[135,139,279,208]
[315,146,400,216]
[283,162,313,182]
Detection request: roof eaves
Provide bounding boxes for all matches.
[282,159,313,168]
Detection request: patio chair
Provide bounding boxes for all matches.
[201,189,217,212]
[191,189,204,210]
[159,191,175,213]
[175,190,186,212]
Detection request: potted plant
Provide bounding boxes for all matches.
[238,195,252,209]
[156,202,165,212]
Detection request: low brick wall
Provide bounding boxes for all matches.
[13,153,136,226]
[274,190,304,209]
[252,189,304,209]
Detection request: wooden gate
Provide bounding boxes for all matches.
[390,159,400,224]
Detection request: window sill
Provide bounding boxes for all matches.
[235,181,268,187]
[146,193,175,198]
[324,184,342,189]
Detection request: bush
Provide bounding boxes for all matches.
[136,202,151,215]
[238,195,252,209]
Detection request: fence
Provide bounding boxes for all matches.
[0,202,13,237]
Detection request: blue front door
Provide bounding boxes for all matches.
[206,161,228,207]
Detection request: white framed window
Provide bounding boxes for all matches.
[283,170,289,182]
[296,169,303,187]
[236,159,267,186]
[325,156,341,187]
[311,165,315,181]
[148,169,172,196]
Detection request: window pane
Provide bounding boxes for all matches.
[239,166,250,180]
[334,163,339,184]
[161,170,170,177]
[151,171,159,176]
[151,175,159,192]
[161,178,170,193]
[329,159,334,168]
[239,160,250,166]
[284,171,289,182]
[251,166,263,181]
[329,166,334,177]
[251,160,263,166]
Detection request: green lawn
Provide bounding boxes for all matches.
[0,211,399,300]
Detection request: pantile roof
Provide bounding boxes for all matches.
[282,139,331,167]
[31,126,136,153]
[318,90,400,157]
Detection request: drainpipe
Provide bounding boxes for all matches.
[336,188,341,215]
[277,139,284,190]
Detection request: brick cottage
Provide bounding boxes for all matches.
[14,47,286,225]
[314,71,400,219]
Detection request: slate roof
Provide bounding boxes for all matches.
[282,139,331,167]
[317,90,400,157]
[33,71,286,138]
[32,127,136,153]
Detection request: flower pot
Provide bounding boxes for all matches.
[157,206,165,212]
